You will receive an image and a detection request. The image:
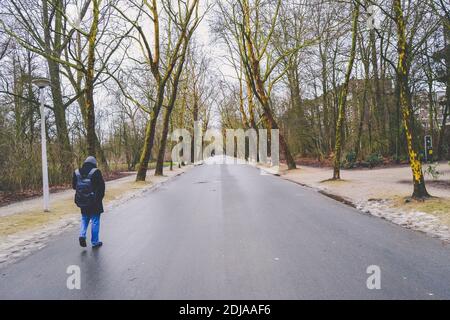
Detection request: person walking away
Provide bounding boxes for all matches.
[72,156,105,248]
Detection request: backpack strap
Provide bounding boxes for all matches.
[87,168,98,179]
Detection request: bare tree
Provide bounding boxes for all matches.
[114,0,202,181]
[333,0,360,180]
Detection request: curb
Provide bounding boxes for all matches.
[272,171,450,244]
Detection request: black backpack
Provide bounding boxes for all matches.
[74,168,98,208]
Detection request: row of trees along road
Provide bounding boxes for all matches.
[0,0,211,191]
[0,0,449,200]
[212,0,449,200]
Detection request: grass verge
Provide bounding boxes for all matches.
[392,196,450,228]
[0,180,152,237]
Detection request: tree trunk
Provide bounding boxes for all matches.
[437,92,449,160]
[355,78,369,160]
[42,0,73,177]
[155,56,187,176]
[84,87,96,157]
[84,0,100,157]
[76,86,109,170]
[370,29,387,151]
[241,0,296,170]
[136,86,165,181]
[136,114,158,181]
[393,0,430,199]
[190,97,199,164]
[154,112,171,176]
[437,22,450,160]
[319,43,331,154]
[47,58,73,175]
[333,1,360,180]
[257,81,296,169]
[287,67,307,156]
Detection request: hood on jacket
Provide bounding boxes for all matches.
[80,160,97,176]
[84,156,97,167]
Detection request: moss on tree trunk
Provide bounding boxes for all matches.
[393,0,430,200]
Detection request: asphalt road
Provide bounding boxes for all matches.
[1,163,450,299]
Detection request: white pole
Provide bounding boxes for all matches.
[40,87,50,212]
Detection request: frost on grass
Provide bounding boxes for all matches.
[0,215,79,266]
[356,199,450,242]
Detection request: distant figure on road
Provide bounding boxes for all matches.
[72,156,105,248]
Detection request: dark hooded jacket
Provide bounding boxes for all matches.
[72,162,105,215]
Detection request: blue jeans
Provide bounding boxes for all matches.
[80,214,101,246]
